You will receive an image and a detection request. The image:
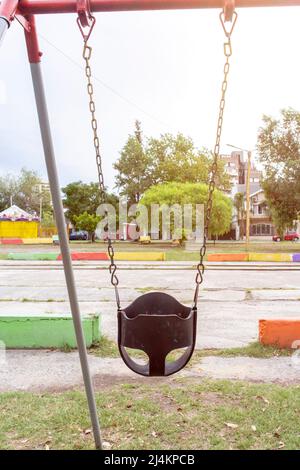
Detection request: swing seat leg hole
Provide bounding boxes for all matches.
[124,348,149,367]
[123,347,190,369]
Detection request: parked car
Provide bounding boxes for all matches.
[69,230,89,241]
[272,231,300,242]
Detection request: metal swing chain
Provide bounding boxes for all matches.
[193,10,238,310]
[81,37,121,311]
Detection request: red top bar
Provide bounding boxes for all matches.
[17,0,300,15]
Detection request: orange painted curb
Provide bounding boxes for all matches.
[207,253,248,262]
[57,252,109,261]
[259,319,300,349]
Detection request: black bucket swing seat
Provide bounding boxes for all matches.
[118,292,197,377]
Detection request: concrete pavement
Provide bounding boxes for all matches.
[0,260,300,389]
[0,350,299,392]
[0,261,300,348]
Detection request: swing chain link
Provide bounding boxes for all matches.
[82,39,121,311]
[193,10,238,309]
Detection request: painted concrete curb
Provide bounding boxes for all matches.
[259,319,300,349]
[114,252,166,261]
[249,253,292,262]
[208,253,248,262]
[4,251,300,263]
[57,252,109,261]
[0,238,53,245]
[208,253,300,262]
[0,238,23,244]
[7,252,166,261]
[0,314,101,348]
[8,253,58,261]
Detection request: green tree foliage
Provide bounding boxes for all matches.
[41,211,55,228]
[147,134,231,191]
[0,168,52,215]
[140,182,232,238]
[62,181,100,224]
[114,121,151,204]
[62,181,118,226]
[73,212,100,241]
[114,124,231,204]
[257,108,300,234]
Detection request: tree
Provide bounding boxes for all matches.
[147,133,231,191]
[257,108,300,233]
[140,182,232,239]
[73,212,100,242]
[62,181,102,225]
[0,168,52,215]
[234,192,245,240]
[114,121,151,204]
[41,211,55,228]
[0,174,19,212]
[263,179,298,238]
[114,126,231,203]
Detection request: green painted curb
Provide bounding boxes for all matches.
[0,315,101,348]
[8,253,58,261]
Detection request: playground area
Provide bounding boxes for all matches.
[1,0,300,455]
[0,257,300,449]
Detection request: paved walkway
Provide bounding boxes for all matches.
[1,261,300,349]
[0,350,299,392]
[0,261,300,390]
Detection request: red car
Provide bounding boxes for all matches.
[273,231,300,242]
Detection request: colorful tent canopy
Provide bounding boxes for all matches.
[0,205,39,221]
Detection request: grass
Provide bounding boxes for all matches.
[90,337,153,361]
[1,379,300,450]
[193,342,293,360]
[165,250,200,261]
[90,338,293,362]
[90,337,120,358]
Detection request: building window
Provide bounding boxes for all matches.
[251,224,273,236]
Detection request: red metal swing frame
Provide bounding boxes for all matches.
[0,0,300,64]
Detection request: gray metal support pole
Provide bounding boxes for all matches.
[0,18,8,46]
[30,63,102,450]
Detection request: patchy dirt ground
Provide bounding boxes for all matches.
[0,350,299,393]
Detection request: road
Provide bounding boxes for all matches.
[0,260,299,348]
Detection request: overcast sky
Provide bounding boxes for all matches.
[0,6,300,191]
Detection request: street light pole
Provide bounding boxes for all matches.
[245,151,251,250]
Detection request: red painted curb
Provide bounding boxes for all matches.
[57,252,109,261]
[0,238,23,245]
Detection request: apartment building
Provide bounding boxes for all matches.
[221,151,274,238]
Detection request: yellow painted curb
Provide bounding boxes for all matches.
[22,238,53,245]
[248,253,292,262]
[114,252,166,261]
